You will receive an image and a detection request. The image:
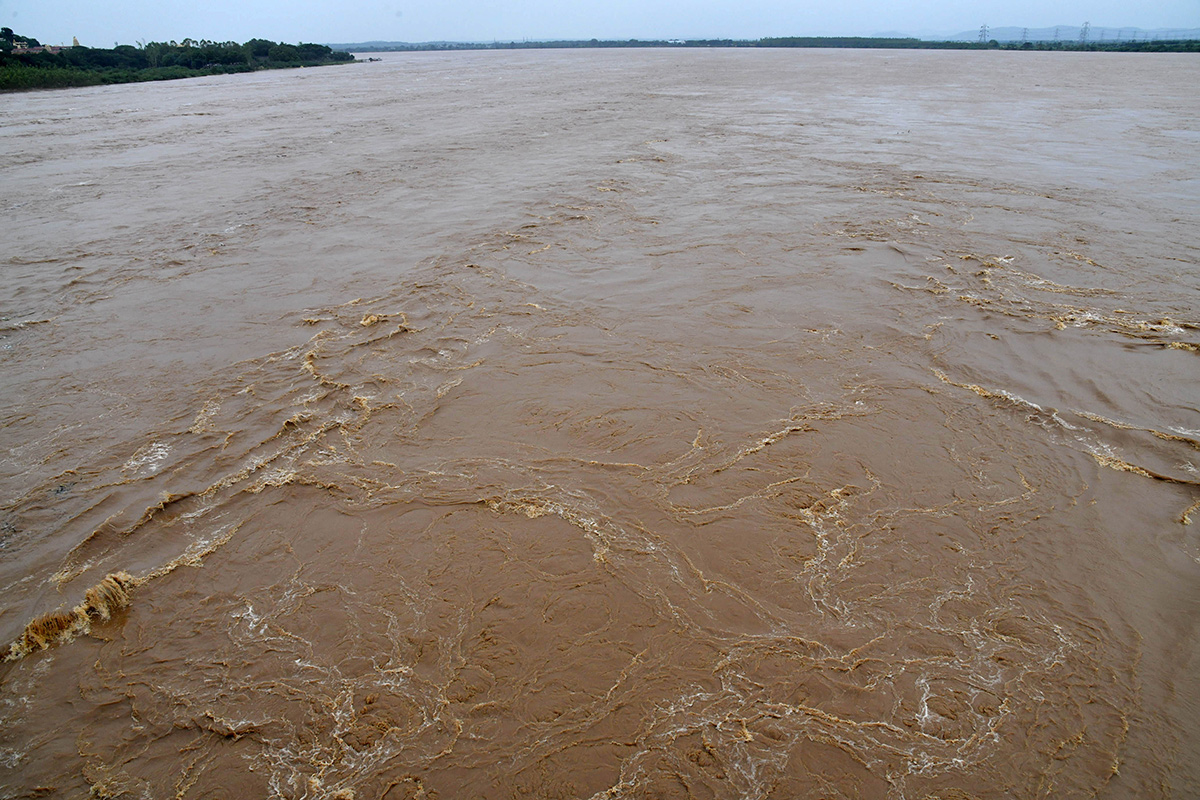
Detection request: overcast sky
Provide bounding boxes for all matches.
[4,0,1198,47]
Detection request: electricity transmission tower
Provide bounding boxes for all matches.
[978,24,989,43]
[1079,22,1090,44]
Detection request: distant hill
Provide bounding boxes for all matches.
[327,40,446,50]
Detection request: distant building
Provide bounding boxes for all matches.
[12,43,68,54]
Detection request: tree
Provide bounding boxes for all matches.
[144,41,167,67]
[268,43,300,62]
[244,38,273,60]
[296,42,333,61]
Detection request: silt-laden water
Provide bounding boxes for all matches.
[1,49,1198,799]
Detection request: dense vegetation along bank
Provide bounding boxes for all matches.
[0,29,354,92]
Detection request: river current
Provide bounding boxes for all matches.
[1,49,1198,799]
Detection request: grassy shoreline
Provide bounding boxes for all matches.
[0,60,354,92]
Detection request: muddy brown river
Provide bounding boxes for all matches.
[1,48,1198,799]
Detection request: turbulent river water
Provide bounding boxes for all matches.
[1,49,1198,799]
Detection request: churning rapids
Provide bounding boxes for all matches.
[1,49,1198,799]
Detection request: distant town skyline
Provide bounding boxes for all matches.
[3,0,1197,47]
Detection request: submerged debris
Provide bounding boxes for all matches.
[5,571,135,661]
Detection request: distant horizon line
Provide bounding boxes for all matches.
[328,27,1200,44]
[15,24,1200,49]
[325,25,1200,46]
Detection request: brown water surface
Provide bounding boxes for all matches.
[1,49,1198,799]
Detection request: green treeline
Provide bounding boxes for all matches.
[0,29,354,92]
[353,36,1200,53]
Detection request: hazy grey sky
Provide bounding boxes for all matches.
[4,0,1198,46]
